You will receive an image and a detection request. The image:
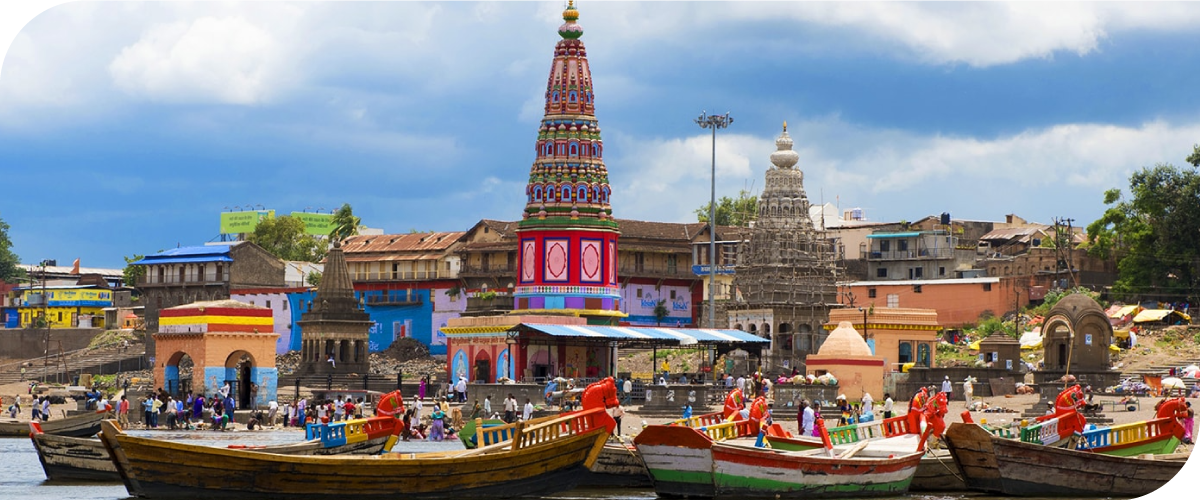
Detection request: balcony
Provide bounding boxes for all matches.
[350,271,444,282]
[864,248,953,261]
[464,294,515,315]
[138,274,228,287]
[362,293,423,306]
[618,264,693,280]
[458,265,516,278]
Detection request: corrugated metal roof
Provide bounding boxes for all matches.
[866,232,920,238]
[979,226,1048,241]
[134,245,233,265]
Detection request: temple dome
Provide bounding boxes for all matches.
[816,321,873,357]
[769,122,799,170]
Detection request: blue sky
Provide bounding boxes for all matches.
[3,1,1200,271]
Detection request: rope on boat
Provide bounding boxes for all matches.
[927,441,965,483]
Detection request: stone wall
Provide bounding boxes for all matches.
[0,328,103,359]
[641,384,712,412]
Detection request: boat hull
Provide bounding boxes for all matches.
[100,419,608,499]
[910,452,967,492]
[946,422,1186,497]
[634,425,718,498]
[32,429,392,482]
[578,442,651,488]
[0,410,109,438]
[710,442,922,500]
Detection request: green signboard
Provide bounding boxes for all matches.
[291,212,336,236]
[219,210,274,234]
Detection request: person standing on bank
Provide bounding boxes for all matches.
[612,404,625,436]
[941,376,953,399]
[882,393,894,419]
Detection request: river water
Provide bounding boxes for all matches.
[2,431,1197,500]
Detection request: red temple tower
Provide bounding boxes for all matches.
[514,1,623,323]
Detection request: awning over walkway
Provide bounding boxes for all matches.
[511,324,768,349]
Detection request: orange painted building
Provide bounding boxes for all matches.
[837,277,1022,327]
[805,322,885,400]
[827,307,941,372]
[154,300,278,408]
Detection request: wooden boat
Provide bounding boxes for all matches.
[0,408,110,437]
[633,420,758,498]
[99,408,612,499]
[710,440,924,499]
[30,415,402,482]
[1073,397,1189,457]
[944,421,1188,497]
[577,441,652,488]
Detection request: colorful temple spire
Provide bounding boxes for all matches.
[514,2,623,320]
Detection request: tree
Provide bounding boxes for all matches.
[653,299,669,326]
[123,254,146,286]
[1086,150,1200,303]
[330,203,361,242]
[305,270,322,287]
[0,214,24,284]
[247,215,328,262]
[694,190,758,227]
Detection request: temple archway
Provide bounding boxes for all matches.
[164,351,195,397]
[474,350,492,383]
[226,350,256,410]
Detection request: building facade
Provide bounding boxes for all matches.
[134,242,286,356]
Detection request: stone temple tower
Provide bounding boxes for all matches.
[729,123,840,372]
[513,1,624,324]
[296,240,373,376]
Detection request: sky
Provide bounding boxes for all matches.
[3,1,1200,273]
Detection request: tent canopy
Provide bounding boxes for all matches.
[1133,309,1190,323]
[511,324,769,349]
[1107,305,1140,319]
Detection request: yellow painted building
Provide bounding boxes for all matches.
[18,286,112,329]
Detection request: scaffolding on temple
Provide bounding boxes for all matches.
[728,122,842,374]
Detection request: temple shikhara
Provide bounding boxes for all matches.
[514,1,622,322]
[441,3,766,384]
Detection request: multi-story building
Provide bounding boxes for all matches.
[134,242,286,355]
[864,229,973,280]
[338,231,466,355]
[15,285,113,328]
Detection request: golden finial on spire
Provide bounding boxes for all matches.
[783,120,788,132]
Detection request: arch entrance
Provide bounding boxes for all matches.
[153,300,279,408]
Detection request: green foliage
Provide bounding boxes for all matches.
[1086,156,1200,303]
[695,189,758,227]
[976,315,1014,338]
[247,215,328,262]
[305,270,322,287]
[0,214,25,283]
[653,299,669,325]
[329,203,361,242]
[478,290,497,300]
[123,254,145,286]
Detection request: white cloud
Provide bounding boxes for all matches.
[605,116,1200,224]
[108,15,292,104]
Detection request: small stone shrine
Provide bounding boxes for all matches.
[296,240,373,376]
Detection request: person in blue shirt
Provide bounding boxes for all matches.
[682,403,693,419]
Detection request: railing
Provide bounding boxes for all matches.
[866,248,954,261]
[512,407,606,451]
[666,411,727,429]
[618,264,692,279]
[693,420,756,441]
[351,271,443,281]
[1077,417,1176,451]
[139,273,228,285]
[1020,416,1064,445]
[828,419,888,445]
[458,266,515,277]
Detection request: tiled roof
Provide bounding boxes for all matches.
[342,232,465,254]
[614,219,707,241]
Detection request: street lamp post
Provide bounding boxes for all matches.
[695,111,732,329]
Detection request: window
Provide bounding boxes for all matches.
[670,290,677,299]
[880,240,890,252]
[913,285,923,293]
[636,288,643,298]
[898,342,912,363]
[876,268,888,278]
[867,288,877,298]
[887,294,899,308]
[898,239,908,251]
[914,267,923,278]
[283,301,288,310]
[266,300,272,309]
[939,266,946,276]
[983,283,992,292]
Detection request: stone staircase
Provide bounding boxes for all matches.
[0,344,147,386]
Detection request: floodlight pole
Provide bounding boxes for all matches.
[695,111,733,329]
